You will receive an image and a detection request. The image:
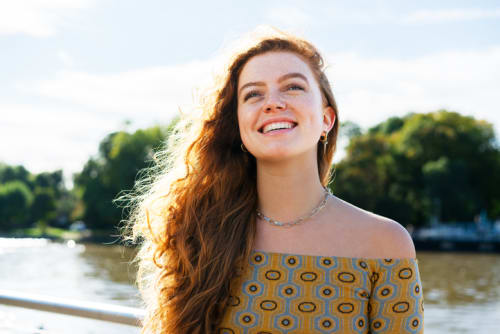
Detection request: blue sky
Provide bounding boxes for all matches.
[1,0,499,185]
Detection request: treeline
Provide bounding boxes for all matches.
[0,166,74,230]
[72,123,175,229]
[333,110,500,226]
[0,119,177,233]
[1,110,499,233]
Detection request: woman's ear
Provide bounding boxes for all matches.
[323,106,336,132]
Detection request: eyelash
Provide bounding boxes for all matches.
[286,84,305,91]
[243,84,305,102]
[243,91,262,101]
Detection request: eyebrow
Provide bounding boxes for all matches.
[238,72,309,96]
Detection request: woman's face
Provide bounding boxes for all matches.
[237,51,335,162]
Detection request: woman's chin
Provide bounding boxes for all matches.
[253,149,300,163]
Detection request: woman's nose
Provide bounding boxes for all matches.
[263,93,286,112]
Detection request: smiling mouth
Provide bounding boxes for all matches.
[259,122,298,134]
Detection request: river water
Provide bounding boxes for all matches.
[1,238,499,333]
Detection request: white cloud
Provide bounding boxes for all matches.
[0,103,119,181]
[309,5,500,25]
[326,47,500,133]
[264,6,312,32]
[57,50,74,67]
[0,0,94,37]
[8,59,217,179]
[402,8,500,24]
[23,60,215,118]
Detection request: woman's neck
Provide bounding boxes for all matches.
[256,154,326,224]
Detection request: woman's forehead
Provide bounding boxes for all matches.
[238,51,314,87]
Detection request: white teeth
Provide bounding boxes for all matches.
[262,122,295,134]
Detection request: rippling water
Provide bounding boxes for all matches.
[1,238,499,333]
[0,238,140,334]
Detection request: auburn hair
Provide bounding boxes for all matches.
[121,28,340,333]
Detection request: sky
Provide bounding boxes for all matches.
[1,0,499,187]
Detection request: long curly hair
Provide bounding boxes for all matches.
[122,28,340,334]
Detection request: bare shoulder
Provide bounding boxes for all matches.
[367,215,417,259]
[329,196,416,259]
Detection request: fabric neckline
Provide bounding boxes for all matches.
[251,249,418,262]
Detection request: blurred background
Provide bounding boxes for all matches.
[1,0,499,333]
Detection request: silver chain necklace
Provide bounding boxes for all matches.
[256,188,331,227]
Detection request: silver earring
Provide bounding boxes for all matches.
[241,143,248,153]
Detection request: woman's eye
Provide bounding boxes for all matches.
[286,84,305,91]
[243,91,262,101]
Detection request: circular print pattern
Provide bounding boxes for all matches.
[245,282,262,296]
[337,302,354,314]
[392,301,410,313]
[239,313,256,326]
[320,258,334,268]
[300,272,318,282]
[282,285,297,297]
[371,318,387,331]
[298,302,316,313]
[320,286,335,298]
[260,300,277,311]
[217,253,423,333]
[265,270,281,281]
[278,316,294,329]
[318,317,336,331]
[356,318,365,329]
[378,285,394,298]
[285,256,299,267]
[250,253,265,266]
[398,267,413,280]
[338,272,355,283]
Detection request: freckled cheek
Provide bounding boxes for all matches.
[237,108,255,139]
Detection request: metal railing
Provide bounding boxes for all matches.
[0,289,145,327]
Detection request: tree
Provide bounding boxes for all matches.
[0,181,33,230]
[332,110,500,227]
[0,164,73,231]
[73,119,177,229]
[31,187,57,226]
[0,164,30,185]
[31,170,64,196]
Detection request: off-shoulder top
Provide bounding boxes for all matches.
[217,250,424,333]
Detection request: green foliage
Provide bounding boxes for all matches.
[0,163,30,185]
[0,164,73,231]
[73,120,177,229]
[31,187,57,224]
[31,170,64,196]
[368,116,406,135]
[0,181,33,230]
[332,110,500,227]
[340,121,362,139]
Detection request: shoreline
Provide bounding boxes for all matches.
[0,228,129,246]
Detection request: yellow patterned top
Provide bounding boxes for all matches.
[217,250,424,333]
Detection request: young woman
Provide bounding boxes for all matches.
[124,29,424,333]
